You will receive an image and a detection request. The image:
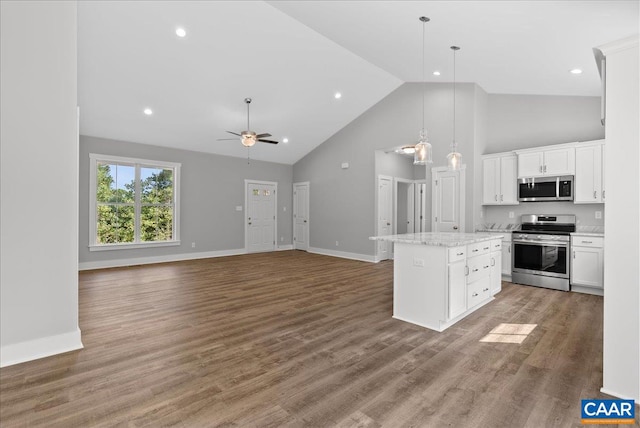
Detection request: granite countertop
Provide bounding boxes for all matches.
[369,232,504,247]
[570,232,605,237]
[572,226,604,237]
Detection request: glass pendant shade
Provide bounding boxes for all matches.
[447,149,462,170]
[413,131,432,165]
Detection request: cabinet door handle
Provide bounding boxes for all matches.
[473,268,479,272]
[594,190,597,199]
[483,246,489,250]
[491,258,495,266]
[500,194,503,201]
[472,249,479,253]
[573,251,576,259]
[544,165,547,173]
[495,194,498,201]
[457,252,464,256]
[465,266,469,276]
[603,190,605,199]
[582,240,593,244]
[472,292,479,297]
[539,165,543,173]
[483,265,490,269]
[483,288,490,292]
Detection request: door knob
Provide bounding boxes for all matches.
[304,220,307,223]
[453,226,458,230]
[387,222,391,226]
[248,222,252,225]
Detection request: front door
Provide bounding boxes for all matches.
[377,175,393,260]
[246,180,277,253]
[432,166,465,233]
[293,182,309,251]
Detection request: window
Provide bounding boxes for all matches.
[89,154,180,251]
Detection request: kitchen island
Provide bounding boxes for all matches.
[371,233,504,332]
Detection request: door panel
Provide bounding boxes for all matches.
[377,176,392,260]
[246,182,276,253]
[432,168,464,233]
[293,182,309,250]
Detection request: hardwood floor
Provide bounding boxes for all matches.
[0,251,634,427]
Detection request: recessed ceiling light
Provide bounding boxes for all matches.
[175,27,187,38]
[570,68,583,74]
[433,71,441,76]
[143,108,153,115]
[283,138,289,143]
[334,92,342,99]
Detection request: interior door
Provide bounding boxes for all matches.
[432,167,465,233]
[406,182,415,233]
[377,175,393,260]
[293,182,309,251]
[246,181,276,253]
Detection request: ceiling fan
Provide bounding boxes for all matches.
[218,98,279,147]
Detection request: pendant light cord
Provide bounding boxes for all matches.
[452,47,456,149]
[421,19,426,132]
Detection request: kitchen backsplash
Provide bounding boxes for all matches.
[481,202,604,230]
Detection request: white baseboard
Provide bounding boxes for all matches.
[79,248,246,270]
[1,328,83,368]
[277,245,294,251]
[307,247,377,263]
[600,387,639,401]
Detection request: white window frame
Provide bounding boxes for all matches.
[89,153,181,251]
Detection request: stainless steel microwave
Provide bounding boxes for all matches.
[517,175,574,202]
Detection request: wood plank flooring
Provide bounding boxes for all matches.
[0,251,635,427]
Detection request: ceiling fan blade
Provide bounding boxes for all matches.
[226,130,241,136]
[258,139,279,145]
[217,138,238,141]
[256,133,272,138]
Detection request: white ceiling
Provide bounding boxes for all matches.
[78,1,639,165]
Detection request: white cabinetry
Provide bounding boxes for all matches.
[489,239,502,295]
[517,147,575,178]
[575,140,606,203]
[501,235,512,278]
[482,153,519,205]
[571,235,604,295]
[448,246,467,319]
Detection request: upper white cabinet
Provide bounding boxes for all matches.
[482,153,518,205]
[516,146,575,178]
[575,140,606,204]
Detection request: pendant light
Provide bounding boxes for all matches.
[447,46,462,170]
[414,16,432,165]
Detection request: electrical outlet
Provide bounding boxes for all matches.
[595,211,602,219]
[509,211,515,219]
[336,241,339,247]
[283,206,287,212]
[413,258,425,267]
[191,242,196,248]
[280,236,284,242]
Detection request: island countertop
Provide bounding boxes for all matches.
[370,232,504,247]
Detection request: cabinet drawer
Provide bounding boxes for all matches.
[468,242,491,257]
[467,253,491,283]
[490,239,502,252]
[571,236,604,248]
[468,276,491,309]
[448,246,466,263]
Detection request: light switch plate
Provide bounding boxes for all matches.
[509,211,515,219]
[235,206,243,211]
[595,211,602,219]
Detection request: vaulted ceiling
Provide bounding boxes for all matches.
[78,1,639,164]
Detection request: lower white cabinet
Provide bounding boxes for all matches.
[501,235,512,278]
[490,239,502,295]
[448,258,467,319]
[571,235,604,293]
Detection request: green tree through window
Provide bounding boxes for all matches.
[91,155,180,248]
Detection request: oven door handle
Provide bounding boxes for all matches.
[513,240,569,247]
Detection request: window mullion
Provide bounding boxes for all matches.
[134,164,141,243]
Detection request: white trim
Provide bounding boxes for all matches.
[89,240,181,252]
[376,175,394,261]
[244,179,278,253]
[89,153,181,248]
[1,328,83,368]
[596,35,639,56]
[79,248,246,271]
[277,245,294,251]
[600,387,638,401]
[308,247,377,263]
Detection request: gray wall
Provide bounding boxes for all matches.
[79,135,293,265]
[482,93,605,228]
[487,94,604,153]
[1,1,80,362]
[293,82,478,256]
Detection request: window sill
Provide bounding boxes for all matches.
[89,241,181,252]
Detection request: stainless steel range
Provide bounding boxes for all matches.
[511,214,576,291]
